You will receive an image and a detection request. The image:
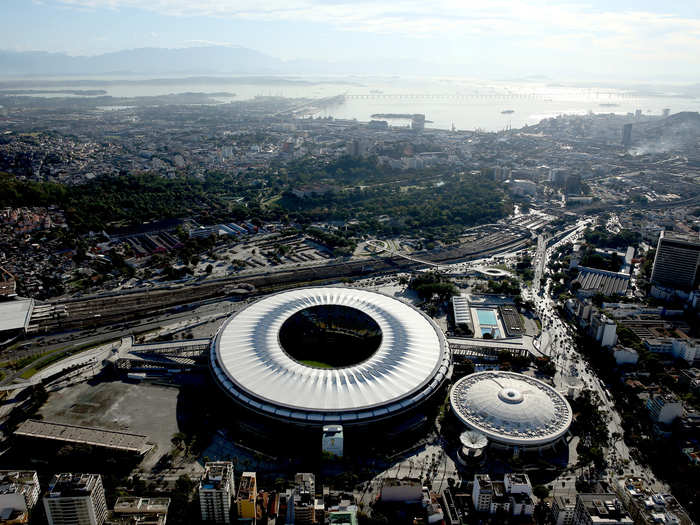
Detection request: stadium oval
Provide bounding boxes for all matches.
[210,287,451,426]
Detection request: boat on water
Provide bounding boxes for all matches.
[501,109,515,114]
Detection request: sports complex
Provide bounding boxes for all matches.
[449,371,572,451]
[210,287,451,427]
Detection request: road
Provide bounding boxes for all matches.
[528,217,668,492]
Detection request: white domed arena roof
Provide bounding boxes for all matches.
[211,287,450,425]
[450,371,572,446]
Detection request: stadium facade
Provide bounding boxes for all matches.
[210,287,451,427]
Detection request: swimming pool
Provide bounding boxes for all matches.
[476,309,498,326]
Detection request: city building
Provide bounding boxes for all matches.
[552,495,577,525]
[293,473,316,525]
[573,494,633,525]
[651,230,700,291]
[327,510,358,525]
[0,470,40,523]
[450,371,572,451]
[210,287,450,427]
[646,392,684,425]
[322,425,343,458]
[0,267,16,297]
[235,472,256,522]
[411,114,425,132]
[43,473,107,525]
[199,462,234,524]
[617,477,694,525]
[379,479,422,504]
[622,124,633,149]
[589,313,618,348]
[472,475,493,513]
[106,497,170,525]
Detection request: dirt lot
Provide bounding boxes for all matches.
[38,378,181,469]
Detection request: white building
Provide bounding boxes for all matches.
[671,339,699,364]
[573,494,633,525]
[322,425,344,457]
[646,392,684,425]
[552,495,577,525]
[590,314,618,348]
[503,473,532,495]
[380,479,422,504]
[613,347,639,366]
[43,473,107,525]
[0,470,40,522]
[199,462,235,524]
[472,475,493,513]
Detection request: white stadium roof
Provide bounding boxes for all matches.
[450,371,572,447]
[211,287,450,425]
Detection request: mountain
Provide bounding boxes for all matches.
[0,46,288,76]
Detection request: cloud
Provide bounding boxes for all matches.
[54,0,700,65]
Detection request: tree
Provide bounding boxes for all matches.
[171,432,186,450]
[533,485,550,501]
[205,264,213,274]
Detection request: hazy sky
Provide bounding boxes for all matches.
[3,0,700,80]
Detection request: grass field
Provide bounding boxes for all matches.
[299,360,335,369]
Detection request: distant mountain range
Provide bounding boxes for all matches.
[0,46,297,76]
[0,46,458,78]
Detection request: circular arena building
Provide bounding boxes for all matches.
[450,371,572,450]
[211,287,450,426]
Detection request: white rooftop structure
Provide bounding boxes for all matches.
[0,298,33,333]
[450,371,572,447]
[459,430,488,451]
[211,287,450,425]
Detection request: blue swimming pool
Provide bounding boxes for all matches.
[476,308,498,326]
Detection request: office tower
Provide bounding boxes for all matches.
[43,473,107,525]
[622,124,632,149]
[651,230,700,290]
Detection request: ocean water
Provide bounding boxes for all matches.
[2,76,699,131]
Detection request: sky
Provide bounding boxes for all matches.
[2,0,700,80]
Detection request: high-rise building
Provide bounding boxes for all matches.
[0,470,40,523]
[651,230,700,291]
[43,473,107,525]
[235,472,256,521]
[646,392,684,425]
[622,124,632,149]
[411,114,425,132]
[472,475,493,513]
[199,462,235,524]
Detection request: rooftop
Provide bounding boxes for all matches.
[15,419,152,454]
[450,371,572,446]
[46,473,101,498]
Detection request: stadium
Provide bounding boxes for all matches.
[449,371,572,450]
[210,287,451,427]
